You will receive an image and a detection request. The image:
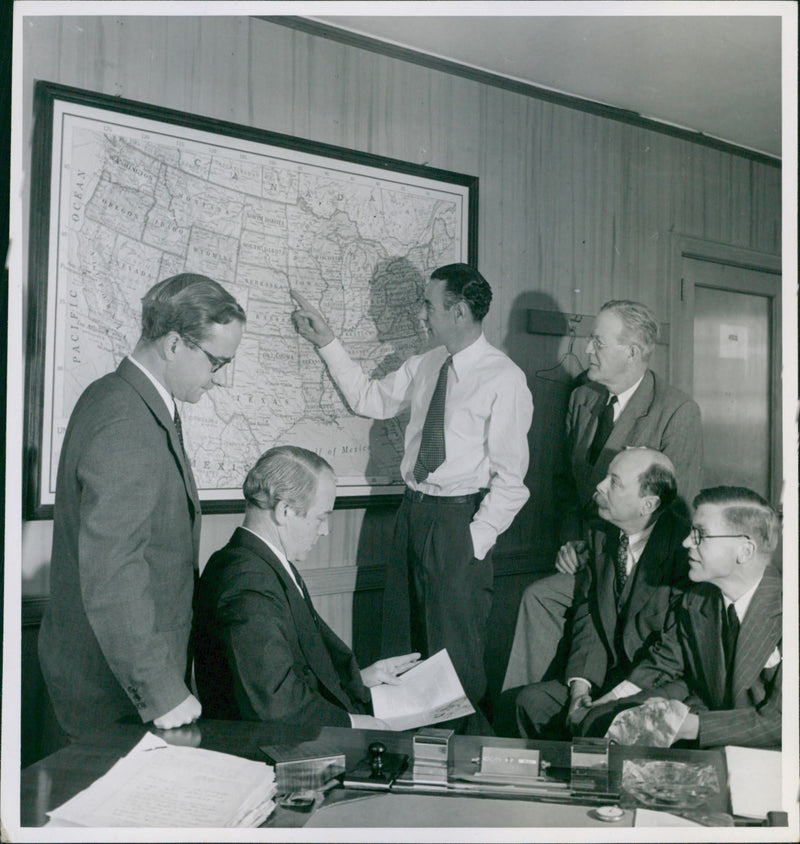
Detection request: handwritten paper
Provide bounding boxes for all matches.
[47,732,275,828]
[371,649,475,731]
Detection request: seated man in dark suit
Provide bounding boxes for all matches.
[498,447,689,738]
[193,445,419,730]
[581,486,782,749]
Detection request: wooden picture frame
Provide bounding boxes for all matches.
[24,81,478,518]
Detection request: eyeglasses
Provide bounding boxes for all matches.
[689,527,750,546]
[182,335,233,373]
[587,335,630,352]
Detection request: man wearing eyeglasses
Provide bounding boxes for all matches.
[581,486,782,749]
[39,273,245,738]
[503,300,703,692]
[501,447,690,739]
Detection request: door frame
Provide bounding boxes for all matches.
[669,234,782,502]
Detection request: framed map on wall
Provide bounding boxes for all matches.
[24,81,477,518]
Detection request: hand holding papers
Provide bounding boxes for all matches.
[370,649,475,731]
[47,732,276,828]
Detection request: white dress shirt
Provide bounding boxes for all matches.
[319,333,533,559]
[610,373,646,422]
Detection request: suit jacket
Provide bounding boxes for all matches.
[38,358,200,736]
[629,566,782,748]
[555,370,703,540]
[565,508,689,692]
[193,527,370,729]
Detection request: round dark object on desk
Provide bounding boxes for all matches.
[369,741,386,776]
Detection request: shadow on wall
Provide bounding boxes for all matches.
[351,257,424,667]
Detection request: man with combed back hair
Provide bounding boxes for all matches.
[582,486,782,749]
[498,448,689,740]
[193,445,420,731]
[39,273,246,736]
[291,264,533,722]
[503,300,702,692]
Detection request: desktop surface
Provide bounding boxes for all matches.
[20,718,734,829]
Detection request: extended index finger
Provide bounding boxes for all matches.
[289,289,316,311]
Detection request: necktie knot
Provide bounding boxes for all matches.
[413,356,451,483]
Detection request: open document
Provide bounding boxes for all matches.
[47,732,276,828]
[371,649,475,731]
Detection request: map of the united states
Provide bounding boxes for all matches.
[50,115,465,500]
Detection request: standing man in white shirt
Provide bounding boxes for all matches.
[291,263,533,709]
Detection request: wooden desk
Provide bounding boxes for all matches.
[20,719,730,830]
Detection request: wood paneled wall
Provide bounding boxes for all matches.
[18,16,781,689]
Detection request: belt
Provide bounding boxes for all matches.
[404,488,486,505]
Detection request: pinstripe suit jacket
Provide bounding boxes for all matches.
[629,565,782,748]
[38,358,200,736]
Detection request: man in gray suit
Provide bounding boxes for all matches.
[503,300,702,691]
[39,273,245,737]
[582,486,781,749]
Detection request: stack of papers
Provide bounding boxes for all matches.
[47,732,275,828]
[371,649,475,731]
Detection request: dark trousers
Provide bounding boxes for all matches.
[381,491,493,706]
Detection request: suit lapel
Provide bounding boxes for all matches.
[732,567,782,704]
[116,358,201,524]
[595,529,620,644]
[574,386,608,505]
[233,529,353,711]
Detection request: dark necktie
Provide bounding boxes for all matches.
[288,560,318,623]
[413,356,451,483]
[588,394,618,465]
[615,531,629,602]
[173,404,186,455]
[722,601,740,705]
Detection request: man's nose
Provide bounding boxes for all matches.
[584,338,594,356]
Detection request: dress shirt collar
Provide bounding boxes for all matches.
[127,355,175,417]
[621,520,656,575]
[722,575,762,623]
[239,525,303,596]
[447,332,489,381]
[612,372,646,419]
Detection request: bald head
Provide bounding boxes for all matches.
[594,447,677,532]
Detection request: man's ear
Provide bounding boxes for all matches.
[452,299,469,324]
[163,331,182,361]
[640,494,659,516]
[273,500,291,526]
[737,536,757,564]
